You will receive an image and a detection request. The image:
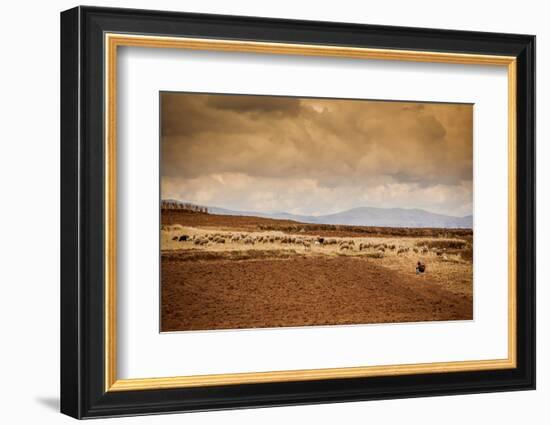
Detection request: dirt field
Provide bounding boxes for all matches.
[161,210,473,332]
[162,209,473,239]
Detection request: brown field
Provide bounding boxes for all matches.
[162,209,473,239]
[161,210,473,332]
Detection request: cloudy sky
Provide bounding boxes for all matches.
[161,92,473,217]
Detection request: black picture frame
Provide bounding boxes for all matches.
[61,5,535,419]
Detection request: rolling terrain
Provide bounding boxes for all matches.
[160,209,473,332]
[162,199,473,229]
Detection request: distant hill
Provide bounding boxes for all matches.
[165,200,473,229]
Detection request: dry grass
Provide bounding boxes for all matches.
[160,211,473,331]
[162,210,473,239]
[161,225,472,266]
[416,239,469,250]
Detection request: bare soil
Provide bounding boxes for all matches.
[161,253,472,331]
[160,210,473,332]
[162,210,473,239]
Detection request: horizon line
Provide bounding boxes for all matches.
[161,198,473,219]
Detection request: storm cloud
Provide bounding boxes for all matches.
[161,92,473,217]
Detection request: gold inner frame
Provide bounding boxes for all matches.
[104,33,517,392]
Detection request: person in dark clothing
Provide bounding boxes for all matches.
[416,261,426,274]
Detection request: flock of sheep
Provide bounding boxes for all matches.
[173,232,318,249]
[168,230,447,258]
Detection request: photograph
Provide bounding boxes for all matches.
[58,5,536,419]
[160,92,474,332]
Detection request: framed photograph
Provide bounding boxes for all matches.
[60,6,535,419]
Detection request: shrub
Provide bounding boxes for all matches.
[460,245,473,261]
[416,239,467,250]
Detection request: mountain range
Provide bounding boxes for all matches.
[165,200,473,229]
